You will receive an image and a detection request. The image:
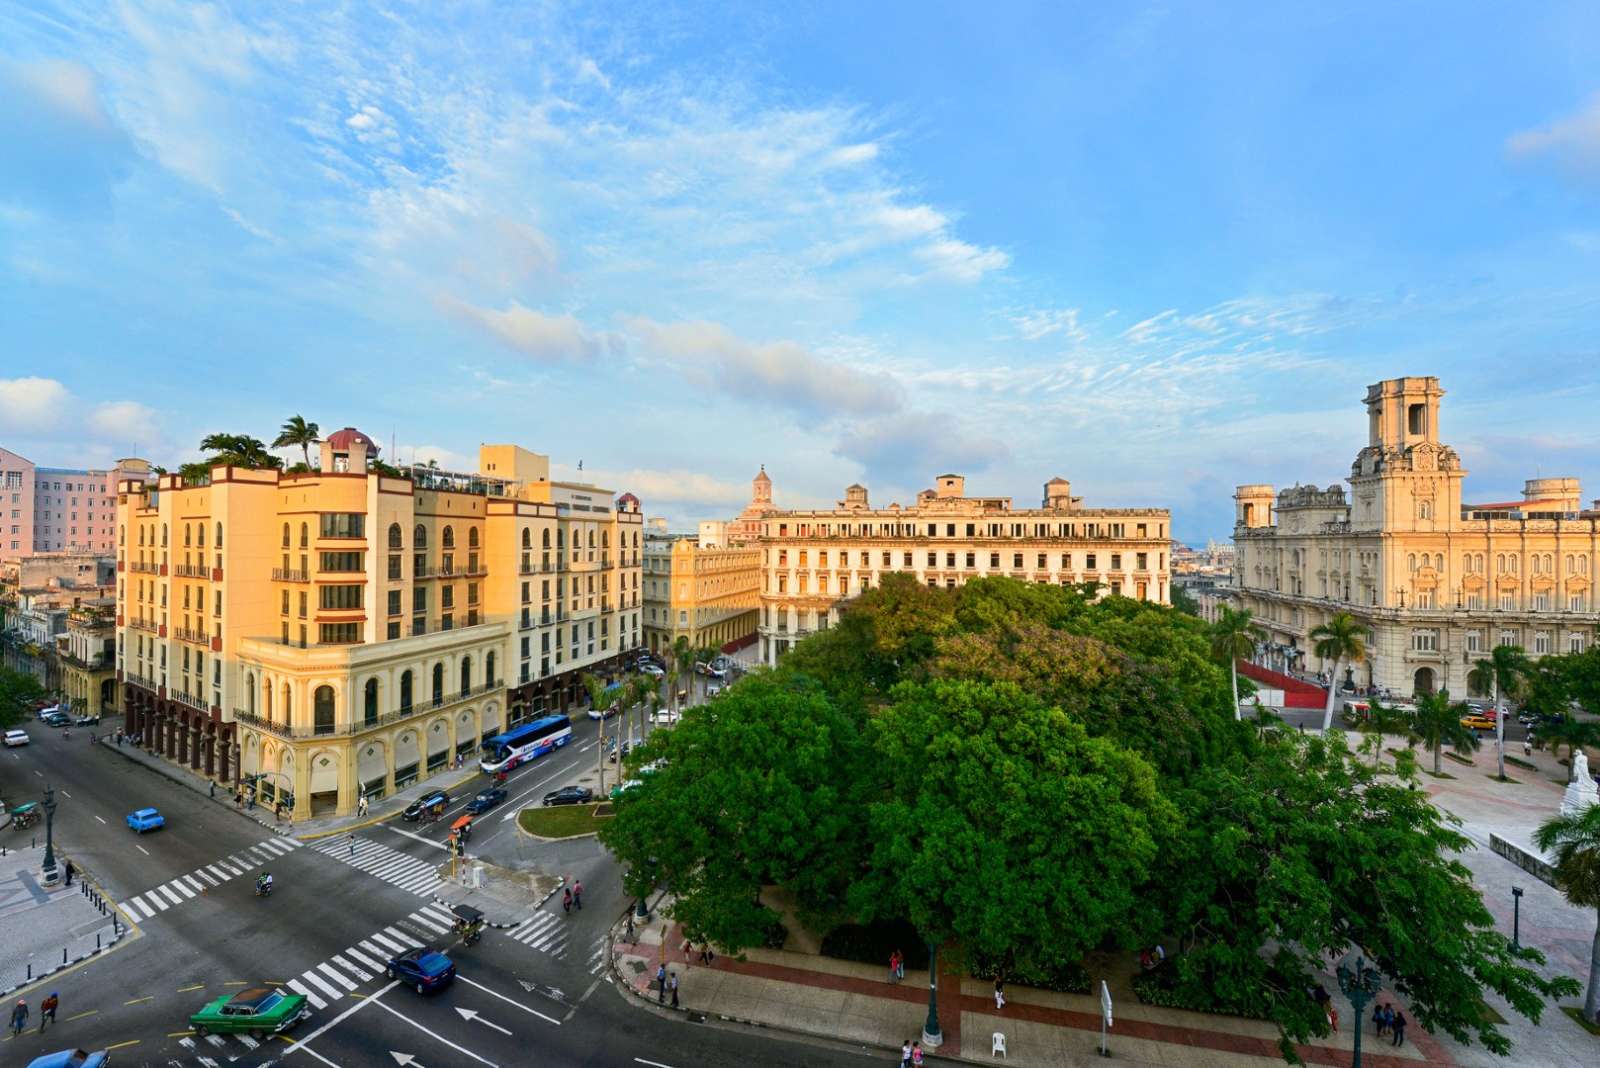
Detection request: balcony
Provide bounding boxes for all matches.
[171,689,210,713]
[129,561,159,574]
[173,564,208,578]
[173,626,211,646]
[229,679,504,740]
[127,617,160,634]
[273,568,309,583]
[61,652,114,671]
[124,671,159,691]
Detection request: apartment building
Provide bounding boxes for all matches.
[60,602,118,717]
[642,531,760,656]
[115,430,642,817]
[0,447,150,560]
[755,471,1171,665]
[1231,376,1600,696]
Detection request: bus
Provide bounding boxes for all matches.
[480,714,573,774]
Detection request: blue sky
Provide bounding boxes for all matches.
[2,2,1598,541]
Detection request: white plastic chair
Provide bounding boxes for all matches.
[991,1031,1007,1058]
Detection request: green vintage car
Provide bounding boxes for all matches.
[190,987,310,1037]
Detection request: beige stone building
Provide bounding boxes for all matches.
[60,602,118,717]
[642,531,761,656]
[755,471,1172,665]
[1231,376,1599,697]
[115,431,642,817]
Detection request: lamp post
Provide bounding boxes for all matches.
[921,942,942,1049]
[1336,954,1383,1068]
[1512,886,1524,949]
[40,782,59,884]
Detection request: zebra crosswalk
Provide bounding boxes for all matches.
[122,837,302,921]
[310,834,444,896]
[283,901,460,1010]
[504,909,611,973]
[175,1028,272,1063]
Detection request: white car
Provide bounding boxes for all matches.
[639,664,665,678]
[649,708,681,725]
[587,703,620,721]
[706,684,723,698]
[4,729,30,747]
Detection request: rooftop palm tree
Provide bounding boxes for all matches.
[1407,689,1481,776]
[1310,612,1367,731]
[1541,715,1600,785]
[1208,605,1264,721]
[272,415,320,468]
[198,432,283,470]
[1471,644,1531,781]
[1533,804,1600,1024]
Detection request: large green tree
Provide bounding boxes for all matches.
[1309,612,1366,731]
[0,668,45,730]
[1209,604,1264,721]
[1534,805,1600,1023]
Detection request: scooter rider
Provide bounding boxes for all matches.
[256,870,273,895]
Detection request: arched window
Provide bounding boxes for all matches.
[215,522,223,548]
[247,674,256,714]
[400,670,414,713]
[388,523,403,549]
[587,529,595,548]
[364,678,379,726]
[1462,553,1472,574]
[162,523,168,546]
[442,526,455,549]
[299,522,309,548]
[314,686,335,735]
[282,522,291,548]
[468,528,479,548]
[602,531,609,548]
[432,663,444,705]
[197,523,205,547]
[414,524,427,549]
[1407,554,1416,572]
[264,681,272,718]
[460,656,472,698]
[522,528,531,549]
[1511,556,1519,574]
[138,525,144,546]
[1434,553,1443,571]
[1496,554,1505,573]
[542,529,551,548]
[185,523,192,547]
[282,683,293,721]
[485,651,496,687]
[1419,501,1432,520]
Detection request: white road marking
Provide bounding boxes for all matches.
[204,1033,227,1048]
[235,1034,260,1049]
[147,890,170,912]
[300,968,345,1002]
[454,1006,511,1035]
[94,815,106,824]
[497,758,584,821]
[317,961,359,991]
[635,1060,678,1068]
[158,884,185,905]
[366,995,499,1067]
[368,931,408,955]
[169,880,195,900]
[60,789,71,798]
[135,844,150,856]
[332,953,374,981]
[282,979,396,1055]
[384,925,422,947]
[387,826,451,852]
[288,978,327,1010]
[455,975,562,1026]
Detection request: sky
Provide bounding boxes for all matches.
[2,2,1598,542]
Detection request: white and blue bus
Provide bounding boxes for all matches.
[480,714,573,775]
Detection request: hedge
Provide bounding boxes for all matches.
[967,948,1091,995]
[1130,962,1276,1020]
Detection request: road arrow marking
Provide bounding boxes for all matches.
[455,1006,511,1035]
[390,1054,423,1067]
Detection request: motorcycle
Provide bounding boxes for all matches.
[254,880,273,898]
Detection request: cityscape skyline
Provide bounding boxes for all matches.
[4,2,1599,543]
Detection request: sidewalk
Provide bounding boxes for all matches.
[608,909,1448,1068]
[0,843,130,996]
[430,856,562,926]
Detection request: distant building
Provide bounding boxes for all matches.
[642,528,761,657]
[756,471,1172,666]
[61,601,118,716]
[1231,376,1599,697]
[0,447,150,560]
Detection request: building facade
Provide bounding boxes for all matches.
[0,448,150,560]
[1230,376,1600,697]
[755,472,1172,665]
[115,433,642,817]
[642,532,761,656]
[60,603,118,716]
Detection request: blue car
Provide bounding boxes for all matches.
[465,787,507,814]
[27,1050,111,1068]
[386,947,456,994]
[127,807,165,833]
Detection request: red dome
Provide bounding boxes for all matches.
[617,492,640,510]
[326,427,379,457]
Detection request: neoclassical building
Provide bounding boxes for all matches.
[1231,376,1599,697]
[642,531,760,655]
[116,433,642,817]
[755,471,1172,665]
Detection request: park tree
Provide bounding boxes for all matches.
[1355,695,1412,769]
[598,673,871,950]
[1407,689,1481,776]
[1539,715,1600,785]
[1470,645,1531,780]
[1309,612,1366,731]
[0,668,45,730]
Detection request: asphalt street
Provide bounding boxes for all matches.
[1,693,883,1068]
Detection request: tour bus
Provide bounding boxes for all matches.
[480,714,573,775]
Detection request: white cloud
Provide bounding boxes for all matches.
[553,464,749,508]
[1507,93,1600,176]
[833,410,1008,488]
[1008,307,1085,342]
[396,443,477,472]
[625,317,903,417]
[88,400,158,443]
[0,377,72,432]
[438,297,621,362]
[12,60,113,129]
[913,238,1010,283]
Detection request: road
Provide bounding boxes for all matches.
[0,703,878,1068]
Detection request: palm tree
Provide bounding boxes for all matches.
[581,673,611,796]
[1357,696,1412,769]
[273,415,320,467]
[674,636,696,705]
[1541,715,1600,784]
[1209,605,1264,721]
[198,432,283,470]
[1310,612,1367,732]
[1533,805,1600,1023]
[1471,644,1531,781]
[1407,689,1481,775]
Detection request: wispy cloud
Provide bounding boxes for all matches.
[1507,93,1600,178]
[437,297,622,363]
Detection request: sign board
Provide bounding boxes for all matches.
[1100,979,1113,1027]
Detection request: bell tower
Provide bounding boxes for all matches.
[1349,377,1464,532]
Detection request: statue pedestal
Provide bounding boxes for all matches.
[1561,777,1598,818]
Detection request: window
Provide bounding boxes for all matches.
[1572,633,1588,655]
[432,664,444,705]
[320,513,365,538]
[1534,631,1551,655]
[388,523,403,549]
[400,670,413,712]
[387,621,401,640]
[1498,629,1518,648]
[319,622,359,645]
[319,551,363,572]
[319,584,363,610]
[364,678,379,725]
[413,587,428,611]
[1086,553,1097,570]
[414,524,427,548]
[1572,595,1586,612]
[1411,629,1438,652]
[1534,592,1550,612]
[1499,593,1514,611]
[442,526,455,549]
[1466,630,1482,654]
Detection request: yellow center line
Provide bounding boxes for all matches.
[167,1029,196,1037]
[176,983,204,992]
[66,1009,99,1021]
[104,1039,141,1051]
[224,980,250,986]
[124,996,154,1005]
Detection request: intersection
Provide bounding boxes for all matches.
[1,710,878,1068]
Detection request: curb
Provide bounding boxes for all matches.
[0,867,135,1000]
[296,768,486,841]
[96,735,295,837]
[428,877,565,929]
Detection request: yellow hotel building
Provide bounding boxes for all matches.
[641,531,761,655]
[116,431,642,817]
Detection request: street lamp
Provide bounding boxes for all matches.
[921,942,942,1049]
[40,783,59,884]
[1336,954,1383,1068]
[1512,886,1524,949]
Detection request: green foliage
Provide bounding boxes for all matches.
[272,415,320,467]
[1131,962,1276,1020]
[0,668,46,730]
[967,947,1090,994]
[1169,584,1200,616]
[1309,612,1365,729]
[196,432,284,471]
[819,921,930,971]
[1534,806,1600,1022]
[1407,689,1481,775]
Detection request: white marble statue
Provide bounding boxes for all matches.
[1561,749,1599,817]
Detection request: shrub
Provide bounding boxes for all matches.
[761,914,789,950]
[1131,961,1276,1020]
[967,948,1091,995]
[819,920,929,970]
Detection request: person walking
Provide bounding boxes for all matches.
[888,949,900,983]
[994,977,1006,1010]
[38,992,57,1032]
[1327,1005,1339,1033]
[900,1039,913,1067]
[358,794,369,818]
[1391,1008,1407,1046]
[562,887,573,914]
[625,913,636,944]
[347,834,356,858]
[64,859,74,886]
[573,879,583,910]
[910,1040,923,1066]
[209,780,216,799]
[1372,1002,1386,1036]
[895,948,905,980]
[700,943,715,966]
[656,963,667,1003]
[10,999,27,1037]
[669,971,679,1008]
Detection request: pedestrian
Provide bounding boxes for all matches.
[347,834,356,858]
[994,977,1006,1010]
[573,879,583,910]
[38,992,57,1032]
[10,999,27,1037]
[1524,738,1533,757]
[896,948,905,980]
[900,1039,913,1067]
[1327,1005,1339,1033]
[234,791,243,809]
[657,963,667,1003]
[1383,1003,1396,1035]
[625,913,636,944]
[1372,1002,1386,1036]
[670,971,679,1008]
[358,795,369,818]
[209,780,216,799]
[64,859,74,886]
[888,949,899,983]
[911,1040,923,1067]
[562,887,572,914]
[1391,1008,1407,1047]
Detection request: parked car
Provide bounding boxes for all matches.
[127,807,166,833]
[639,663,665,678]
[386,947,456,993]
[40,711,70,728]
[609,779,642,800]
[542,785,594,806]
[401,790,450,822]
[609,739,633,763]
[704,665,727,679]
[36,704,66,721]
[1460,713,1497,733]
[586,703,619,721]
[465,787,507,814]
[74,713,101,726]
[706,684,723,698]
[26,1050,112,1068]
[5,729,30,747]
[190,986,309,1037]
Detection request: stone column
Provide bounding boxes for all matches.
[292,754,312,820]
[203,724,216,777]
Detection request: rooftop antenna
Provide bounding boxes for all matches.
[578,460,583,472]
